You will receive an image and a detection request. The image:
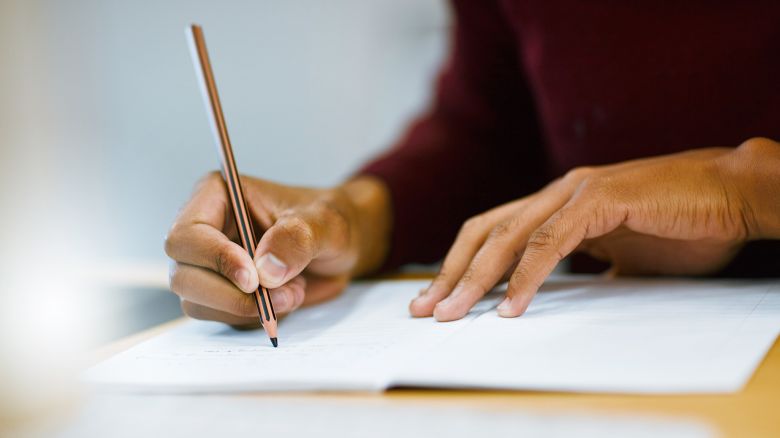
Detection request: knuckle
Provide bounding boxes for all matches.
[163,223,183,258]
[488,217,519,241]
[168,264,184,295]
[563,167,615,200]
[180,300,200,319]
[563,166,596,184]
[739,137,776,154]
[527,223,567,262]
[212,246,233,276]
[510,265,543,290]
[527,226,557,252]
[459,266,476,285]
[460,215,486,236]
[163,234,175,258]
[283,216,317,253]
[458,266,488,294]
[510,265,531,286]
[576,174,613,201]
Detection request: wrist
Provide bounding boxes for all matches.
[337,176,392,276]
[718,137,780,240]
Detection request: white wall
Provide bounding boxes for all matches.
[0,0,449,262]
[0,2,447,415]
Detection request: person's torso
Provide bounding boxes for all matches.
[499,0,780,175]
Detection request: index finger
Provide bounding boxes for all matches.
[165,173,259,292]
[498,203,595,317]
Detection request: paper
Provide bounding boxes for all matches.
[84,276,780,394]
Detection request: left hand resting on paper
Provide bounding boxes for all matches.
[410,137,780,321]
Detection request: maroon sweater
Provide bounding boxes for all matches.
[360,0,780,275]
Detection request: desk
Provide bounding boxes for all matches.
[88,275,780,438]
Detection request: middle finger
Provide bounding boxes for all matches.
[170,263,305,317]
[432,176,582,321]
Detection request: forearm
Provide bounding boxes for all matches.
[718,137,780,240]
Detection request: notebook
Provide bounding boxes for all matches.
[85,276,780,394]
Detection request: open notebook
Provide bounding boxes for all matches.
[85,276,780,394]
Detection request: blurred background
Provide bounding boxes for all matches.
[0,0,448,425]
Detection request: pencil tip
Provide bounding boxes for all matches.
[271,337,278,348]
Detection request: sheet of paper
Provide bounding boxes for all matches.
[85,276,780,394]
[84,281,501,392]
[392,278,780,393]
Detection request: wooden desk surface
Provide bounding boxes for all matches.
[92,275,780,438]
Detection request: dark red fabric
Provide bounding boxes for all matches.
[360,0,780,275]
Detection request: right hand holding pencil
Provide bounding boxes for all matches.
[165,172,391,326]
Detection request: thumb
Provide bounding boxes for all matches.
[254,206,351,288]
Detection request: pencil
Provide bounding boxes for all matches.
[186,23,278,347]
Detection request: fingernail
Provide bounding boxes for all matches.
[270,289,290,312]
[256,253,287,285]
[435,297,452,310]
[235,268,253,292]
[497,297,512,316]
[417,284,440,302]
[433,301,454,322]
[412,288,429,305]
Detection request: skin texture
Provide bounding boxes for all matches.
[412,138,780,321]
[166,138,780,325]
[165,175,391,327]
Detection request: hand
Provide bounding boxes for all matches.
[165,173,391,326]
[411,138,780,321]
